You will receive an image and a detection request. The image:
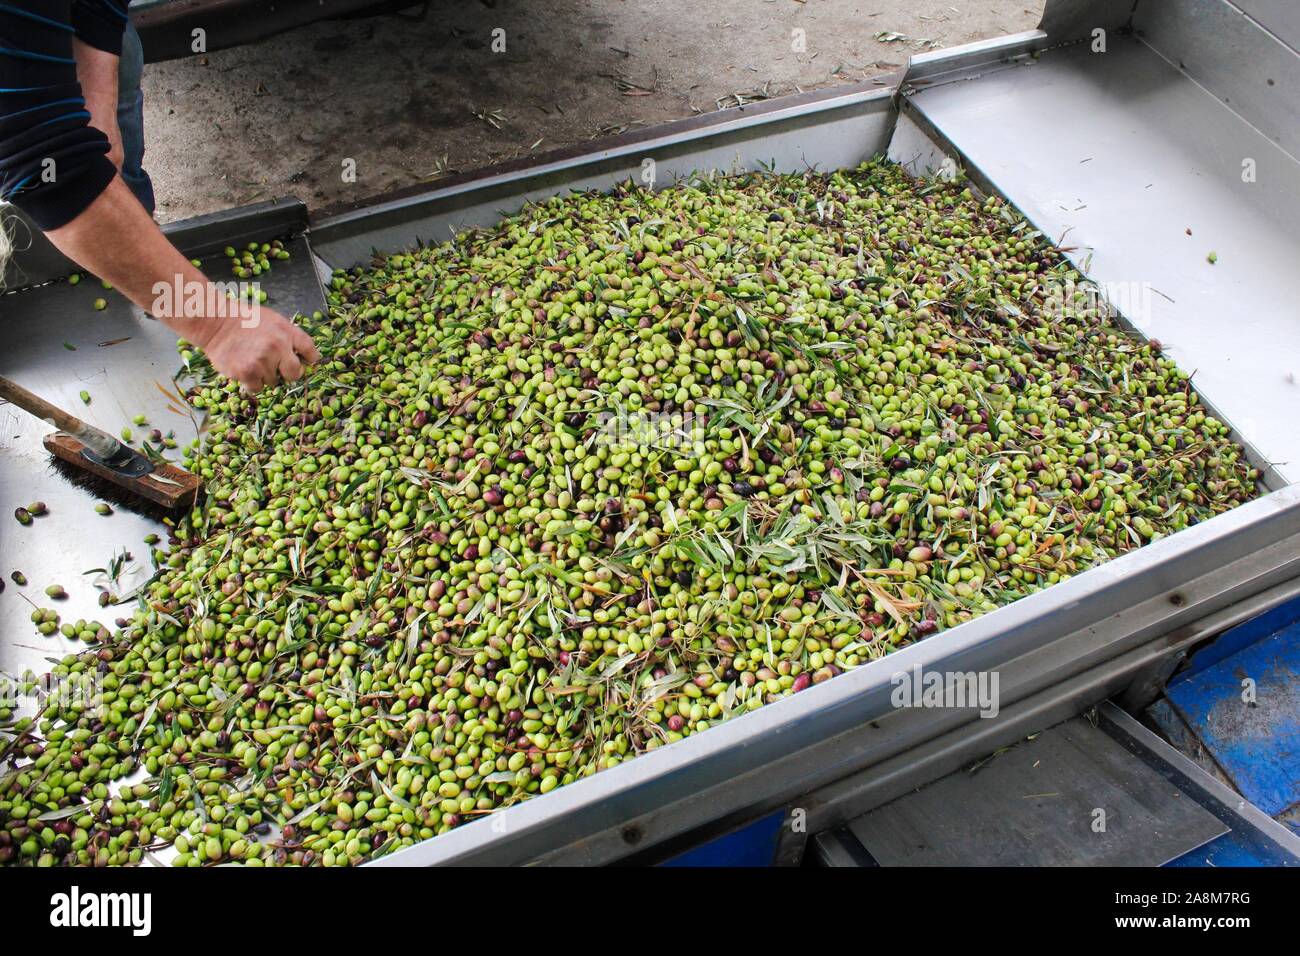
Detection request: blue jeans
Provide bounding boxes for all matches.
[117,22,155,216]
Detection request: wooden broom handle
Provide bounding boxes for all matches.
[0,374,89,434]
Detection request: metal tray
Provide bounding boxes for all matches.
[2,0,1298,866]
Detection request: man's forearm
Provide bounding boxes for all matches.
[43,175,321,393]
[44,176,217,346]
[72,38,123,170]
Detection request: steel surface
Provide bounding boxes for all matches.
[904,34,1300,484]
[846,716,1228,866]
[0,235,326,678]
[1134,0,1300,162]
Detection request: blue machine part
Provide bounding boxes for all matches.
[660,810,787,867]
[1167,830,1298,867]
[1180,597,1300,680]
[1166,598,1300,820]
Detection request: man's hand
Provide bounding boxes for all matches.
[196,308,323,394]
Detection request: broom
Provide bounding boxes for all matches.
[0,373,201,514]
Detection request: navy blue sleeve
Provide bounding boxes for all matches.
[71,0,129,55]
[0,1,127,230]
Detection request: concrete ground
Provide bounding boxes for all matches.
[141,0,1042,221]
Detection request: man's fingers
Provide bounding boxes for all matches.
[252,353,280,392]
[232,359,269,394]
[278,350,304,383]
[216,314,318,391]
[294,326,322,364]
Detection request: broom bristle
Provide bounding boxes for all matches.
[47,454,190,526]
